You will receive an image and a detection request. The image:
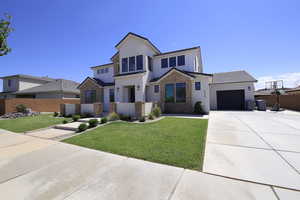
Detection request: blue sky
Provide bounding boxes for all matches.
[1,0,300,90]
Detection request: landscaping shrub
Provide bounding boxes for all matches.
[101,117,107,124]
[62,120,68,124]
[152,107,161,118]
[72,114,81,122]
[78,123,88,132]
[16,104,27,113]
[120,114,131,121]
[194,101,204,114]
[53,112,59,117]
[148,113,154,120]
[108,112,120,121]
[88,119,99,128]
[139,116,146,122]
[81,113,93,118]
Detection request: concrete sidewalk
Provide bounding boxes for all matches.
[204,111,300,192]
[0,132,292,200]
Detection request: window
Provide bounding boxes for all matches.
[154,85,159,93]
[161,58,168,68]
[136,55,143,70]
[165,84,174,102]
[129,56,135,72]
[105,68,109,73]
[148,56,153,71]
[85,90,96,103]
[101,69,105,73]
[97,69,100,74]
[176,83,186,103]
[195,82,201,90]
[8,79,12,87]
[177,55,185,66]
[122,57,128,72]
[169,57,176,67]
[109,88,115,102]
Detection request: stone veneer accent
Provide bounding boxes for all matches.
[159,70,193,113]
[135,101,145,119]
[94,103,103,115]
[79,78,103,104]
[109,102,117,113]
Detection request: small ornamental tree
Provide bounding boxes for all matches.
[0,14,13,56]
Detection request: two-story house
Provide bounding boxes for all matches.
[78,32,256,114]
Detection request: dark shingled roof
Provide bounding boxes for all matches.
[77,77,114,88]
[114,71,147,77]
[212,70,257,84]
[0,74,54,82]
[150,68,212,83]
[14,79,80,94]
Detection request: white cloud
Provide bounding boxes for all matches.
[255,72,300,89]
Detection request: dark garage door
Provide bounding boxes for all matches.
[217,90,245,110]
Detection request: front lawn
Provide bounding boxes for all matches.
[0,114,71,133]
[63,118,208,170]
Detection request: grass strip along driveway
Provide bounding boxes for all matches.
[0,114,70,133]
[63,117,208,170]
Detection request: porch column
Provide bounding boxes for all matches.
[94,103,103,116]
[135,101,145,119]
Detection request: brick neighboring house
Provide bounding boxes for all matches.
[0,74,80,99]
[0,75,80,114]
[77,32,257,115]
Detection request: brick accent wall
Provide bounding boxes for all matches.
[79,79,103,104]
[256,94,300,111]
[1,98,80,114]
[135,102,145,119]
[159,71,193,113]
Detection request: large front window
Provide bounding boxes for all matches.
[85,90,96,103]
[176,83,186,103]
[165,84,174,103]
[165,83,186,103]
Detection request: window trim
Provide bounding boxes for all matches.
[164,82,187,103]
[85,90,96,104]
[129,56,136,72]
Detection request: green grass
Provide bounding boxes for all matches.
[0,114,71,133]
[63,117,208,170]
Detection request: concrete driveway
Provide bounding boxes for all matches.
[1,129,296,200]
[204,111,300,191]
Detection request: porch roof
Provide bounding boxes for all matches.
[114,71,146,78]
[77,77,114,89]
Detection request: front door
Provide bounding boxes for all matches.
[129,87,135,102]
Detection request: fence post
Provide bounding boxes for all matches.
[109,102,117,113]
[135,101,145,119]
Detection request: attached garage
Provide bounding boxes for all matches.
[216,90,245,110]
[209,71,257,110]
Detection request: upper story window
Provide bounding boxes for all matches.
[122,58,128,72]
[8,79,12,87]
[136,55,143,70]
[177,55,185,66]
[161,58,168,68]
[154,85,159,93]
[97,68,109,74]
[169,57,176,67]
[148,56,153,71]
[129,56,136,72]
[195,82,201,90]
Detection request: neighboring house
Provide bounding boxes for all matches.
[0,74,80,99]
[285,86,300,94]
[78,32,257,113]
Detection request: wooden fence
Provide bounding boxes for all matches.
[255,94,300,111]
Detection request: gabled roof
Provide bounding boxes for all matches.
[150,68,212,83]
[211,70,257,84]
[115,32,161,54]
[14,79,80,94]
[0,74,54,82]
[77,77,114,89]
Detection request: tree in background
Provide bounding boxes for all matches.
[0,14,13,56]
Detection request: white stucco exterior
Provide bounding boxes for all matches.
[209,82,255,110]
[191,75,212,113]
[93,65,114,83]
